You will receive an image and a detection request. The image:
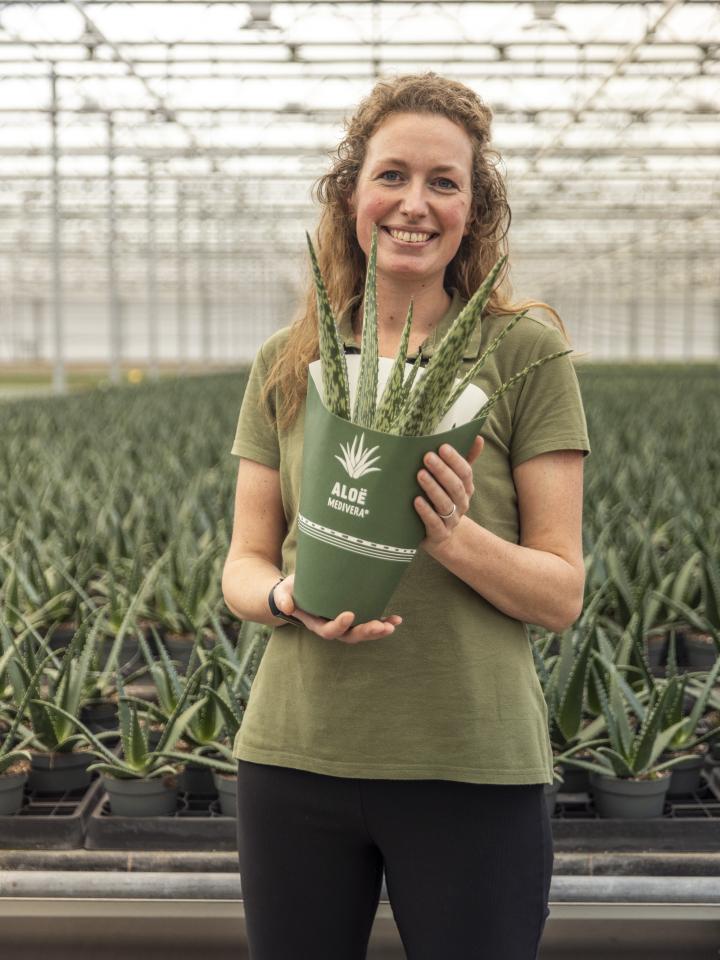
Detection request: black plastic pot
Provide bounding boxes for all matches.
[80,699,118,734]
[46,622,77,652]
[177,761,216,797]
[556,761,590,793]
[28,750,95,794]
[101,770,181,816]
[683,631,718,670]
[589,770,671,818]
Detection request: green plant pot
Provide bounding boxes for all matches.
[0,768,29,814]
[589,770,671,819]
[293,360,488,622]
[28,749,94,794]
[213,770,237,817]
[102,770,180,816]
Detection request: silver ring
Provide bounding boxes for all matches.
[438,502,457,521]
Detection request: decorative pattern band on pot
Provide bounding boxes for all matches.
[297,514,416,563]
[292,358,489,623]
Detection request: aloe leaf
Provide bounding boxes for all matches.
[440,308,530,419]
[393,254,508,436]
[470,349,573,422]
[373,298,414,432]
[352,222,379,427]
[305,230,351,420]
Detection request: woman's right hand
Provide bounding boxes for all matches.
[272,573,402,645]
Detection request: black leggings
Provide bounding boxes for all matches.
[236,759,553,960]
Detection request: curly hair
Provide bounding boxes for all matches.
[260,71,574,431]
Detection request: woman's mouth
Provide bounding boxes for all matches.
[381,225,438,247]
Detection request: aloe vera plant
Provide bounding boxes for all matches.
[305,224,572,436]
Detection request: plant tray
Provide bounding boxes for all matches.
[85,790,237,851]
[0,775,104,850]
[550,768,720,852]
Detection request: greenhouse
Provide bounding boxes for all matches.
[1,1,719,958]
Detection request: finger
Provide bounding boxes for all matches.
[415,494,444,532]
[346,618,398,644]
[467,435,485,465]
[418,467,457,514]
[428,447,471,499]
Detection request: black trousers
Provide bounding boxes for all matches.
[236,758,553,960]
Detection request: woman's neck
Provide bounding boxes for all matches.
[351,277,452,342]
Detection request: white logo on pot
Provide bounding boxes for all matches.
[335,432,382,480]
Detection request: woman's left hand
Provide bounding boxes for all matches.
[414,435,485,549]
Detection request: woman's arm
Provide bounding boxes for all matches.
[424,449,585,633]
[222,458,290,627]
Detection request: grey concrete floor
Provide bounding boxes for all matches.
[1,902,719,959]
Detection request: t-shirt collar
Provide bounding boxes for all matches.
[335,286,483,361]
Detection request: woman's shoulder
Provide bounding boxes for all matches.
[480,310,568,368]
[258,324,293,364]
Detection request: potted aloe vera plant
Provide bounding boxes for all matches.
[655,654,720,796]
[34,665,207,816]
[0,638,41,814]
[561,664,696,818]
[294,223,572,622]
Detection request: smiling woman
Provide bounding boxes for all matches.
[226,71,590,960]
[346,111,474,343]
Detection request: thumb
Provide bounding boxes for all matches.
[276,585,294,613]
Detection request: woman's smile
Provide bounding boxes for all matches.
[381,225,439,247]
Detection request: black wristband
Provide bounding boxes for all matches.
[268,577,303,626]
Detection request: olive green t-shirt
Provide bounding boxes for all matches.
[229,287,591,784]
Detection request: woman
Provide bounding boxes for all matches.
[223,72,590,960]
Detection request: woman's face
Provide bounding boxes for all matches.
[347,111,474,285]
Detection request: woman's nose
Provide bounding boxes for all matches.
[398,180,430,218]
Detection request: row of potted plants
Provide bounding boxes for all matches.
[538,586,720,817]
[0,604,268,816]
[2,590,719,820]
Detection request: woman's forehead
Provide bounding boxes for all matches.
[364,113,473,170]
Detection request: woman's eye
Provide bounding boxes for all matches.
[379,171,456,189]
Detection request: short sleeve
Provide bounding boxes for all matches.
[230,343,280,469]
[510,324,591,469]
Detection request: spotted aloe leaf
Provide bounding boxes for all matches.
[353,222,379,428]
[469,349,573,423]
[305,230,351,420]
[393,254,508,436]
[373,298,414,432]
[440,308,530,420]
